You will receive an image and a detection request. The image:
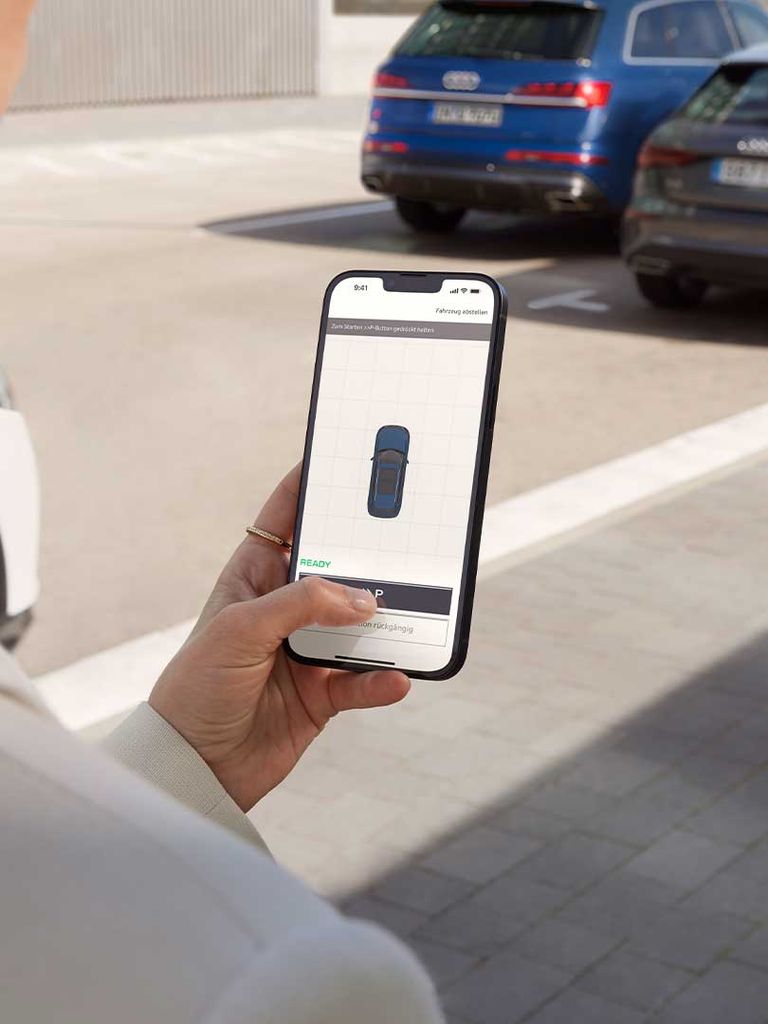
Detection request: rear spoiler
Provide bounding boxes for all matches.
[722,43,768,66]
[440,0,602,10]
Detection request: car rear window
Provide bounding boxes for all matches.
[728,2,768,47]
[682,64,768,125]
[629,1,733,60]
[395,1,603,62]
[377,467,398,495]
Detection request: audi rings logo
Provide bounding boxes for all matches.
[737,137,768,155]
[442,70,481,91]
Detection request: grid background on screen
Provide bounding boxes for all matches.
[297,333,489,582]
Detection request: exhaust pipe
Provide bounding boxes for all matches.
[630,255,674,276]
[545,191,592,213]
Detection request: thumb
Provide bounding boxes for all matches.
[214,576,378,660]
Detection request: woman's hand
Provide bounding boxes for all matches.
[149,466,410,811]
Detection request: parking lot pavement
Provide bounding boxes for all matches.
[8,93,768,1020]
[252,454,768,1022]
[4,95,768,676]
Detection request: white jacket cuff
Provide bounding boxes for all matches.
[102,701,269,855]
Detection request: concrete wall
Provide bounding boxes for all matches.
[11,0,319,110]
[324,14,416,95]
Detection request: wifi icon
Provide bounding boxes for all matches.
[461,287,468,294]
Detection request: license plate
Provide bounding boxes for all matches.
[432,102,503,128]
[712,157,768,189]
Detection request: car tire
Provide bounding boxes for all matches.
[395,197,466,233]
[0,609,32,651]
[635,272,708,309]
[603,213,624,245]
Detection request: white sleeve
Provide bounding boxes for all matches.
[102,701,269,854]
[207,920,445,1024]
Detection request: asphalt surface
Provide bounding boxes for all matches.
[2,96,768,675]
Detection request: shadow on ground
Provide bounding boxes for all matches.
[498,264,768,349]
[330,461,768,1023]
[204,200,766,348]
[343,635,768,1022]
[202,201,618,262]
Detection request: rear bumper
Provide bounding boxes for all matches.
[362,153,612,215]
[623,204,768,286]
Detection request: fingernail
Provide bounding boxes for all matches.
[346,587,377,613]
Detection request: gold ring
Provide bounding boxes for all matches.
[246,525,292,551]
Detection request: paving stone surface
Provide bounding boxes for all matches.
[524,987,648,1024]
[442,951,572,1024]
[511,919,620,974]
[623,830,742,892]
[655,960,768,1024]
[253,459,768,1021]
[577,949,693,1012]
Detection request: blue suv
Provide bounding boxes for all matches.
[361,0,768,231]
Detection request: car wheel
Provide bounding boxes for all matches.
[395,197,466,233]
[603,213,624,244]
[635,272,708,309]
[0,609,32,651]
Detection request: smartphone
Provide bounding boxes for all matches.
[285,270,507,680]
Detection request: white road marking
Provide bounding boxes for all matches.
[93,145,152,171]
[480,401,768,570]
[528,288,610,313]
[35,621,194,734]
[34,400,768,732]
[0,129,361,183]
[25,154,83,177]
[210,199,394,233]
[161,141,229,165]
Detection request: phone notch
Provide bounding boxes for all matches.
[382,273,442,293]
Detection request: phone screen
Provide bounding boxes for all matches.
[287,273,501,677]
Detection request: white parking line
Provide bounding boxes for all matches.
[528,288,610,313]
[25,154,83,177]
[93,145,153,171]
[36,621,194,735]
[34,400,768,731]
[161,141,229,165]
[480,401,768,572]
[0,129,361,184]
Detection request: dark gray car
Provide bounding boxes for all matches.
[623,43,768,308]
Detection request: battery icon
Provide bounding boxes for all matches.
[470,288,480,293]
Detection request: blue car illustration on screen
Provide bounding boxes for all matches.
[368,425,410,519]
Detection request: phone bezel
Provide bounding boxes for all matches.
[284,269,507,680]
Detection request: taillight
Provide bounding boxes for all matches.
[364,140,410,154]
[505,149,609,166]
[513,80,613,108]
[374,71,409,90]
[637,143,698,169]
